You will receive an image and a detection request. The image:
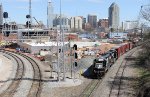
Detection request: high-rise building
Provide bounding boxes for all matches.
[87,14,97,28]
[0,3,3,26]
[53,14,70,32]
[47,0,54,29]
[98,19,109,28]
[108,2,119,30]
[83,18,86,24]
[78,16,86,30]
[82,17,86,30]
[70,16,82,31]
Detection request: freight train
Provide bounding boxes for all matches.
[92,42,133,78]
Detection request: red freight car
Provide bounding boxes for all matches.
[129,42,133,50]
[126,43,130,51]
[112,46,121,58]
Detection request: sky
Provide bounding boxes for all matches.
[0,0,149,25]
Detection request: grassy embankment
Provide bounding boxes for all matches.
[135,38,150,97]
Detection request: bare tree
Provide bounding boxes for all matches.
[137,4,150,67]
[141,5,150,22]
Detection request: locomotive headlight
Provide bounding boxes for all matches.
[97,65,103,69]
[95,64,103,69]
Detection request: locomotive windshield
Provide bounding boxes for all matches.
[95,61,103,69]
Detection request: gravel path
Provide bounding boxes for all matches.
[39,56,95,97]
[0,52,40,97]
[0,53,17,94]
[13,53,34,97]
[118,49,140,97]
[0,54,13,87]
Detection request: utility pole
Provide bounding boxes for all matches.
[29,0,32,26]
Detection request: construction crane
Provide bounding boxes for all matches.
[33,17,40,25]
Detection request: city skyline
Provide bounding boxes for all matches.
[0,0,149,25]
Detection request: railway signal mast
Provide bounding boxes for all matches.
[57,0,66,81]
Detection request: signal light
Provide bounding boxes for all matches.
[73,44,77,50]
[74,52,78,59]
[0,25,2,30]
[4,31,10,37]
[26,21,31,28]
[26,15,31,18]
[3,12,8,18]
[26,21,28,27]
[3,23,9,28]
[74,62,78,67]
[59,49,61,53]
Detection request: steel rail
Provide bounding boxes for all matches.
[0,50,25,97]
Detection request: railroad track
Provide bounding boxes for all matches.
[17,53,42,97]
[79,47,138,97]
[0,50,25,97]
[79,79,102,97]
[0,50,42,97]
[108,48,137,97]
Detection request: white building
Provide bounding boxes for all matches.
[18,41,101,54]
[123,21,138,30]
[18,42,69,54]
[109,32,128,39]
[70,16,82,30]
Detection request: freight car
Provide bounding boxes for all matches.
[92,42,133,78]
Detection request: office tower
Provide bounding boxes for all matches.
[82,17,86,30]
[0,3,3,26]
[70,16,82,30]
[53,14,70,31]
[98,18,109,28]
[78,16,86,30]
[83,18,86,24]
[108,2,119,30]
[47,0,54,29]
[87,14,97,28]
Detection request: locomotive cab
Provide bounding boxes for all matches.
[93,58,107,76]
